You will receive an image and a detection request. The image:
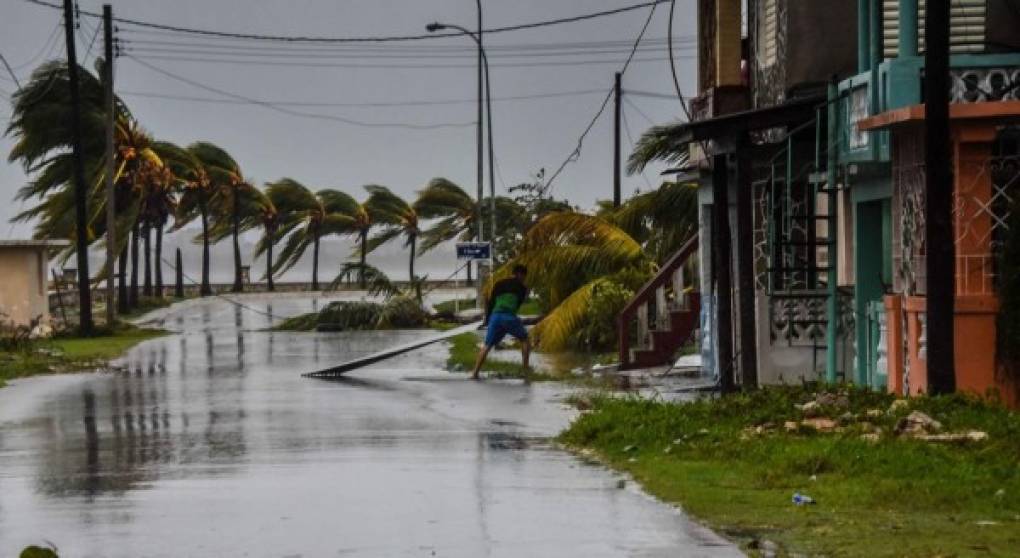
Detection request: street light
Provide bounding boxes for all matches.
[426,21,497,264]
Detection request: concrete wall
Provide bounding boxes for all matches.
[0,247,49,327]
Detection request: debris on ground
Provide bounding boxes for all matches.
[792,492,816,505]
[895,410,943,436]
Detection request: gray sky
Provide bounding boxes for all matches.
[0,0,696,281]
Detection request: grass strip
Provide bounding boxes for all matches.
[559,386,1020,557]
[0,324,166,387]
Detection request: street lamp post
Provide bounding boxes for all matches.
[426,21,497,264]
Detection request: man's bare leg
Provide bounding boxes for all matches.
[471,344,492,380]
[521,338,531,373]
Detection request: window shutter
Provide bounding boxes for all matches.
[883,0,987,58]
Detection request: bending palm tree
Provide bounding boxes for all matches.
[267,178,354,290]
[494,212,652,351]
[159,142,214,296]
[365,185,421,293]
[188,142,248,292]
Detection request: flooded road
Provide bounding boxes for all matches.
[0,295,740,557]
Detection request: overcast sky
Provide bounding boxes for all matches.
[0,0,696,281]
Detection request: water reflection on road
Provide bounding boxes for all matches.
[0,295,739,557]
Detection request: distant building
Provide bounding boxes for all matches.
[0,240,69,330]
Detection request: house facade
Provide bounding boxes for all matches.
[624,0,1020,404]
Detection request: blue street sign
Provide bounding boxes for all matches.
[456,242,491,261]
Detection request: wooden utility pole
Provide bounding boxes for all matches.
[713,154,735,393]
[924,0,955,394]
[735,134,757,389]
[63,0,93,335]
[613,72,623,207]
[103,4,115,326]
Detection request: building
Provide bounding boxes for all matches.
[0,240,69,330]
[618,0,1020,405]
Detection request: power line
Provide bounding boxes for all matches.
[545,1,660,190]
[620,103,654,189]
[10,19,63,70]
[119,35,693,53]
[623,96,657,126]
[0,53,22,89]
[120,88,607,108]
[625,88,693,100]
[122,52,682,70]
[25,0,673,43]
[120,44,688,60]
[124,55,476,130]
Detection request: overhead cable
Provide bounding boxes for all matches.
[25,0,672,43]
[544,2,659,190]
[123,53,682,70]
[124,55,476,130]
[120,88,607,108]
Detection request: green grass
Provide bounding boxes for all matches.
[560,386,1020,557]
[433,297,542,316]
[0,324,166,387]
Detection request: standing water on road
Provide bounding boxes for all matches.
[0,295,739,557]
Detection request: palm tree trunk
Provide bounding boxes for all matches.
[410,233,420,300]
[129,221,139,308]
[359,229,368,289]
[265,223,275,292]
[154,222,164,297]
[117,243,129,314]
[311,231,320,291]
[143,222,152,297]
[232,188,243,292]
[200,197,211,296]
[409,233,416,282]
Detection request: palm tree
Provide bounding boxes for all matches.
[160,142,214,296]
[414,178,478,280]
[187,142,248,292]
[242,187,281,292]
[494,212,652,351]
[364,185,421,290]
[599,180,698,264]
[266,178,354,290]
[7,60,173,313]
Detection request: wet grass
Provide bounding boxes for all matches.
[0,323,166,387]
[559,386,1020,557]
[445,332,560,381]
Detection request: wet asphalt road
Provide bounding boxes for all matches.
[0,295,741,557]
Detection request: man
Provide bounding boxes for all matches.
[472,264,530,379]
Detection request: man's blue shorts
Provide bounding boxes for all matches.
[484,312,528,347]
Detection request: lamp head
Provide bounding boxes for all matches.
[426,22,446,32]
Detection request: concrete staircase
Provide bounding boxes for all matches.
[618,237,701,370]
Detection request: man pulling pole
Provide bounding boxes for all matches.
[472,264,530,379]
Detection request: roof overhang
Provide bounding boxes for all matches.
[0,240,71,249]
[671,94,825,144]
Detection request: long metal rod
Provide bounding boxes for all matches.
[103,4,116,326]
[63,0,93,334]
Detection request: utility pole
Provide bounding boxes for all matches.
[735,133,757,389]
[613,72,623,207]
[484,52,496,260]
[476,0,484,245]
[103,4,115,327]
[63,0,93,335]
[924,0,955,394]
[713,154,735,393]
